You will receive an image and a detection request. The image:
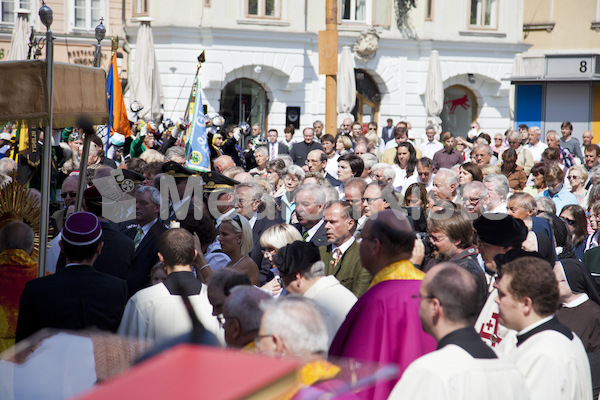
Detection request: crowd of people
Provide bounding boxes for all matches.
[0,116,599,399]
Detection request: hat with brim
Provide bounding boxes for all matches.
[162,161,196,179]
[202,171,239,194]
[62,211,102,246]
[122,169,145,185]
[474,213,528,248]
[272,241,321,276]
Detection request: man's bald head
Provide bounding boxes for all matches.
[0,221,34,254]
[214,156,235,173]
[361,210,415,270]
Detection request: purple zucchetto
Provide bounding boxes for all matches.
[61,211,102,246]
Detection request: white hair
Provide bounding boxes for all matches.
[165,146,186,161]
[360,153,378,170]
[254,146,268,157]
[136,185,161,205]
[483,173,510,201]
[371,163,396,181]
[436,168,458,187]
[301,260,325,280]
[224,286,271,333]
[295,184,326,205]
[283,165,306,181]
[0,157,17,176]
[260,296,329,356]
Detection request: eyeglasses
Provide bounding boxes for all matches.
[61,191,77,199]
[464,197,481,204]
[254,334,274,346]
[362,197,383,204]
[567,175,582,180]
[429,234,447,243]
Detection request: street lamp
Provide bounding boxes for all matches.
[93,18,105,68]
[37,0,54,277]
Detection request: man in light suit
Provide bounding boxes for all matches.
[267,129,288,161]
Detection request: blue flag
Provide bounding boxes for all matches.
[185,78,210,172]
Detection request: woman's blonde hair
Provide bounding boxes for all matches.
[222,215,254,255]
[260,223,302,249]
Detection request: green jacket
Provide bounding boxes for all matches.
[319,240,372,298]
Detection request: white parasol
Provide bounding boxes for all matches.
[6,8,31,61]
[509,53,524,126]
[337,45,356,125]
[425,50,444,133]
[130,18,164,121]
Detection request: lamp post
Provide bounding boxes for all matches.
[38,1,53,277]
[75,18,105,213]
[93,18,105,68]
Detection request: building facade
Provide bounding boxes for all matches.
[516,0,600,142]
[124,0,527,142]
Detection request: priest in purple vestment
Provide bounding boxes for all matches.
[329,210,437,400]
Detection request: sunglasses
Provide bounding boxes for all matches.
[61,191,77,199]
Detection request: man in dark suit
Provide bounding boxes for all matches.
[306,149,340,187]
[267,129,289,161]
[319,201,371,298]
[235,182,281,286]
[381,118,394,145]
[125,185,168,296]
[56,186,134,280]
[159,161,200,227]
[16,212,127,342]
[289,127,323,166]
[293,184,330,247]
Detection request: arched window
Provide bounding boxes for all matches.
[352,69,380,127]
[220,78,268,131]
[441,85,478,136]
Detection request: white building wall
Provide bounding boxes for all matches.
[125,0,527,143]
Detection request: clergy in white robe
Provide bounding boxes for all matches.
[495,257,592,400]
[390,263,530,400]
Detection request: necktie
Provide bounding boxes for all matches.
[133,227,143,250]
[302,231,309,242]
[332,248,342,269]
[270,143,275,160]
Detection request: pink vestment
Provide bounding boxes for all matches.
[329,279,436,400]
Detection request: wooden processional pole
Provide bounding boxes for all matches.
[320,0,338,136]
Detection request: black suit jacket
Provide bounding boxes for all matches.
[289,141,323,166]
[16,264,127,342]
[293,222,330,247]
[56,221,134,280]
[125,220,168,296]
[324,172,341,187]
[267,142,289,160]
[250,215,283,285]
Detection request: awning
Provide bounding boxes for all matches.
[0,60,109,127]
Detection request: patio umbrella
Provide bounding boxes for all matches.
[337,45,356,125]
[6,8,31,61]
[509,53,524,125]
[425,50,443,133]
[129,18,164,122]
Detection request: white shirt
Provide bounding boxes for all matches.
[389,345,530,400]
[332,235,355,257]
[304,275,357,347]
[325,153,339,179]
[527,141,548,163]
[215,208,236,228]
[117,278,224,345]
[419,140,444,160]
[268,142,279,159]
[137,218,157,243]
[509,321,592,400]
